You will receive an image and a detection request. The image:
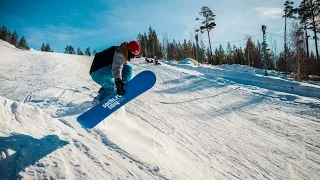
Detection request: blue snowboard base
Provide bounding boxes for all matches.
[77,70,156,128]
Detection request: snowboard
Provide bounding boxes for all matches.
[77,70,156,128]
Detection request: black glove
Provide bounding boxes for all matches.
[115,78,126,96]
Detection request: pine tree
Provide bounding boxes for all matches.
[162,32,169,59]
[137,32,144,56]
[6,30,11,43]
[177,41,184,60]
[193,42,197,62]
[244,37,256,66]
[197,6,217,63]
[234,47,245,65]
[148,26,163,58]
[215,44,225,65]
[232,45,238,64]
[143,32,149,57]
[254,41,263,68]
[277,52,286,72]
[41,43,46,51]
[290,23,309,80]
[167,41,175,60]
[214,48,219,65]
[283,0,296,72]
[182,39,189,58]
[10,30,18,47]
[69,45,75,54]
[0,25,8,41]
[45,43,52,52]
[302,0,320,61]
[267,50,276,71]
[85,47,91,56]
[18,36,29,50]
[205,47,210,64]
[298,0,311,58]
[187,40,194,59]
[64,45,69,53]
[148,26,155,57]
[226,42,233,64]
[200,40,208,64]
[77,48,84,55]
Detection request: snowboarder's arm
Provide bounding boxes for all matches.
[112,50,125,80]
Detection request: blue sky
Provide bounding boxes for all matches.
[1,0,303,53]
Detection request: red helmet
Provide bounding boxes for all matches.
[128,40,140,55]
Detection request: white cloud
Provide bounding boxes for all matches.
[254,7,283,18]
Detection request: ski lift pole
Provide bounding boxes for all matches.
[195,34,200,67]
[262,25,268,76]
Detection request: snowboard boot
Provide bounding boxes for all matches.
[92,93,101,105]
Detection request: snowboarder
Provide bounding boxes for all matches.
[154,56,161,65]
[90,40,140,104]
[145,58,153,63]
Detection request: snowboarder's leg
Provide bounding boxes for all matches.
[122,64,133,83]
[91,64,132,104]
[91,87,105,104]
[99,86,114,101]
[91,65,115,102]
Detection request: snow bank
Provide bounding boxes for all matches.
[165,60,320,99]
[0,96,69,179]
[0,96,60,136]
[177,58,198,65]
[219,64,263,74]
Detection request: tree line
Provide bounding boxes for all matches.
[0,25,30,50]
[41,43,96,56]
[136,4,320,80]
[63,45,96,56]
[137,26,275,69]
[280,0,320,79]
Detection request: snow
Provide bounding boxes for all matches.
[167,58,320,99]
[0,39,320,180]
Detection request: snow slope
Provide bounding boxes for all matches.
[1,40,320,180]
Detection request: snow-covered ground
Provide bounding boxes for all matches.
[0,40,319,180]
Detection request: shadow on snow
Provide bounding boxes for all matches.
[0,133,68,180]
